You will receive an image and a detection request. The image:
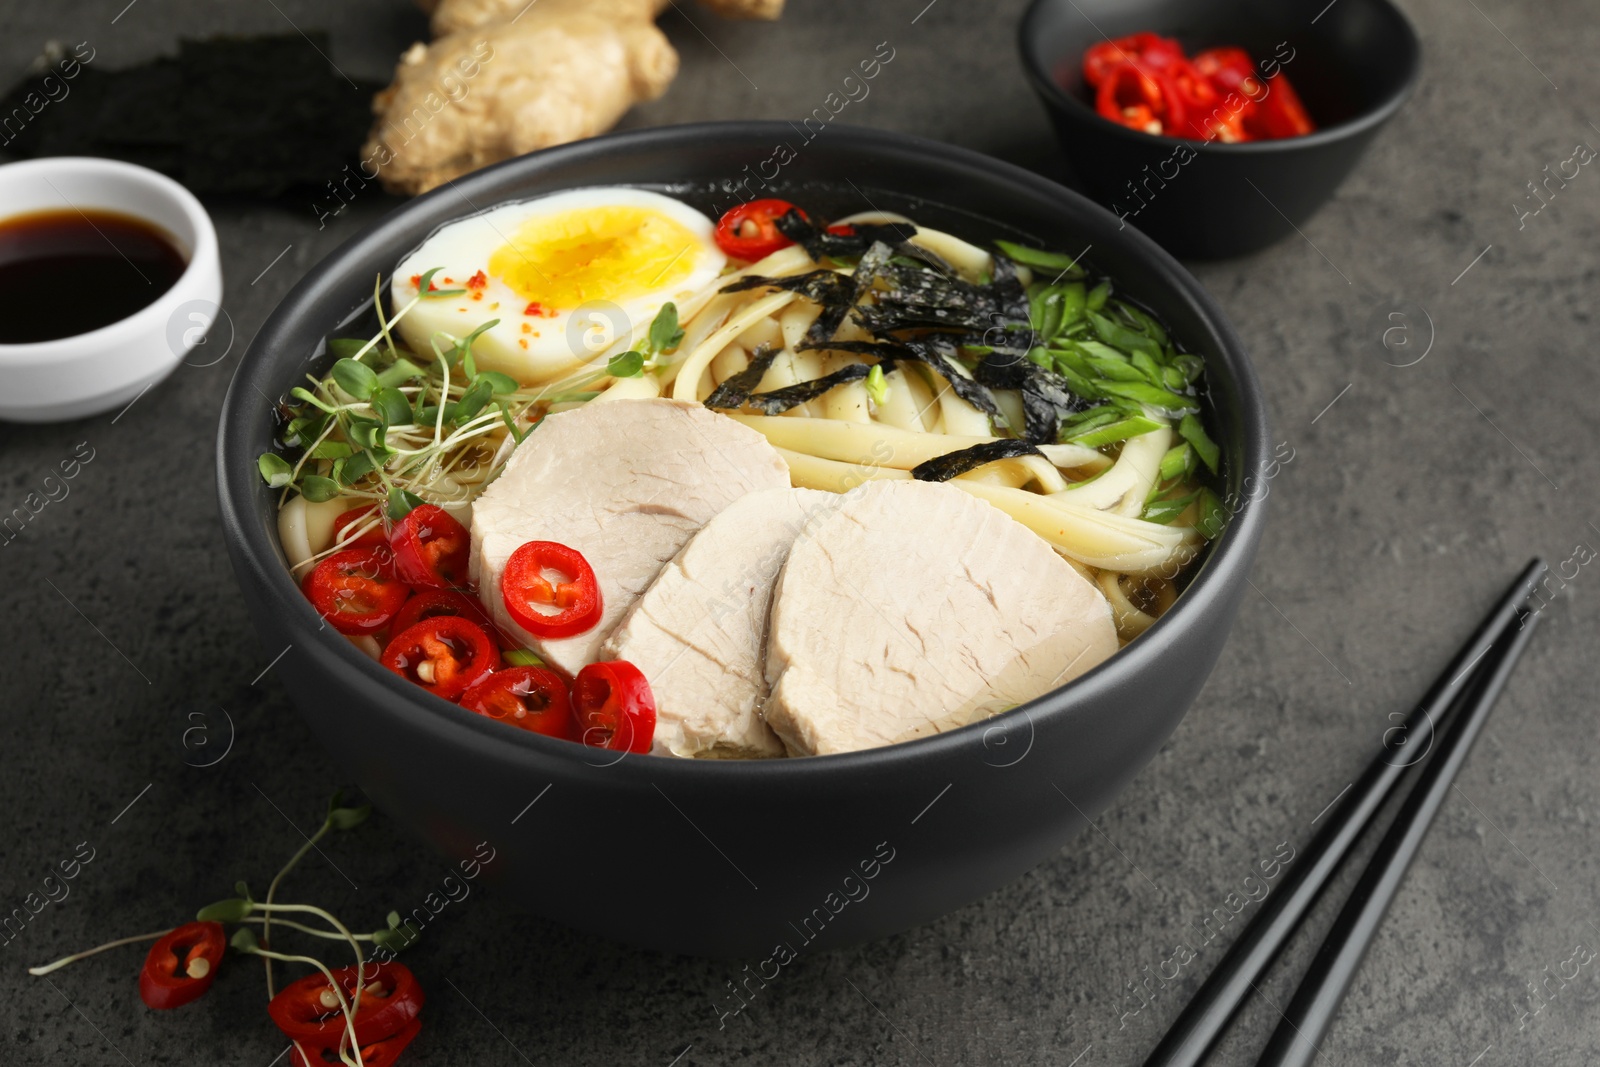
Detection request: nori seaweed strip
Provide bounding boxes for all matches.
[988,252,1032,321]
[852,240,897,291]
[852,302,996,334]
[702,345,782,410]
[966,326,1036,361]
[719,270,853,306]
[718,362,877,415]
[969,349,1091,443]
[971,347,1031,389]
[911,440,1047,483]
[1019,370,1088,443]
[722,229,1080,438]
[774,210,918,260]
[805,302,853,349]
[798,337,1006,422]
[803,241,896,348]
[902,337,1007,421]
[976,352,1094,442]
[875,261,1005,317]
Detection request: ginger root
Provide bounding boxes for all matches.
[366,0,783,195]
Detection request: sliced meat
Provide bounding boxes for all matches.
[764,479,1118,756]
[602,487,832,758]
[470,398,790,675]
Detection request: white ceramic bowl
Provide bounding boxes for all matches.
[0,157,222,422]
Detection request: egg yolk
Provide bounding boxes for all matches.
[486,205,702,310]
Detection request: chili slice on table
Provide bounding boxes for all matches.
[713,199,805,261]
[1096,62,1187,137]
[382,616,499,700]
[389,588,499,643]
[573,660,657,754]
[330,505,387,550]
[303,547,410,635]
[268,961,425,1052]
[389,504,471,589]
[138,921,225,1010]
[500,540,602,639]
[461,666,575,739]
[290,1019,422,1067]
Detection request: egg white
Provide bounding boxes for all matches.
[390,188,726,385]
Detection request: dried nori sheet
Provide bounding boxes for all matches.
[711,229,1084,441]
[721,269,854,306]
[702,345,782,410]
[804,240,894,346]
[967,347,1089,443]
[1018,368,1088,443]
[0,36,381,199]
[911,440,1046,482]
[708,362,877,415]
[800,337,1005,422]
[774,209,918,261]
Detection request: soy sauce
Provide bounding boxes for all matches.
[0,209,188,344]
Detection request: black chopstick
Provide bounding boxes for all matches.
[1253,604,1540,1066]
[1140,558,1547,1067]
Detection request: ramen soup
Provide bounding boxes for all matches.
[256,188,1224,758]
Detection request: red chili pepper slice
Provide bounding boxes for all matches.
[290,1019,422,1067]
[382,616,499,700]
[390,588,499,643]
[713,199,805,261]
[269,961,425,1053]
[1082,32,1184,88]
[303,547,410,636]
[500,541,603,639]
[461,666,575,739]
[1096,62,1187,137]
[330,505,387,550]
[1249,70,1316,139]
[389,504,471,590]
[138,921,225,1010]
[1193,47,1260,94]
[573,660,656,753]
[1164,56,1219,112]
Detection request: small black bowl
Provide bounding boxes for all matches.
[217,122,1269,957]
[1019,0,1421,259]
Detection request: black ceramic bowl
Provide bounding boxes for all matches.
[1019,0,1421,258]
[217,122,1269,958]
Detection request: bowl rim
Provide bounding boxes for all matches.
[1015,0,1422,154]
[0,155,220,360]
[216,120,1270,782]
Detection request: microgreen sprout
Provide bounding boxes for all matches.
[256,283,690,575]
[606,302,683,378]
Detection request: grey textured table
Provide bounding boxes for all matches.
[3,1,1597,1064]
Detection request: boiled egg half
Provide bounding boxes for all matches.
[390,188,726,384]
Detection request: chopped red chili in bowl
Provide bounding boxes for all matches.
[1080,33,1315,142]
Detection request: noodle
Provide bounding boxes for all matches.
[670,290,795,402]
[778,447,1201,573]
[728,415,998,469]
